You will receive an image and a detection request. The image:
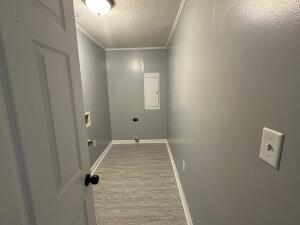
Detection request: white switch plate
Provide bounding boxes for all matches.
[182,160,186,173]
[85,111,91,128]
[259,127,284,169]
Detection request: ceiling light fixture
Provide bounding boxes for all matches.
[85,0,112,15]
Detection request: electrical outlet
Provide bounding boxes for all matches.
[182,160,186,173]
[87,139,96,147]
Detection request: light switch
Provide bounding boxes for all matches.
[85,112,91,128]
[259,127,284,169]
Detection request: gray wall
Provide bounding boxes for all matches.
[106,49,167,140]
[77,30,112,166]
[167,1,300,225]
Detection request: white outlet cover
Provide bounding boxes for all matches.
[259,127,284,169]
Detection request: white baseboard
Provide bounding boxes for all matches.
[90,141,113,175]
[112,139,167,144]
[166,141,194,225]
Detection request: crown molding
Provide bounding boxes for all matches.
[76,24,106,50]
[165,0,186,47]
[105,46,167,51]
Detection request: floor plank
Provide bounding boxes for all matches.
[93,143,187,225]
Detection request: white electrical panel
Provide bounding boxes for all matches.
[144,73,160,110]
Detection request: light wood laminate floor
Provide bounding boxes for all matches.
[93,143,187,225]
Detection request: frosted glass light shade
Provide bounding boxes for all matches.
[85,0,111,15]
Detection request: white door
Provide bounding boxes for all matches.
[0,0,96,225]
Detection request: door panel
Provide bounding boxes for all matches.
[0,0,96,225]
[29,0,66,28]
[33,0,61,16]
[35,44,81,184]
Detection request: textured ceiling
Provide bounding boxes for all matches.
[73,0,182,49]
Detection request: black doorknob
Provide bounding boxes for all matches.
[85,174,99,186]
